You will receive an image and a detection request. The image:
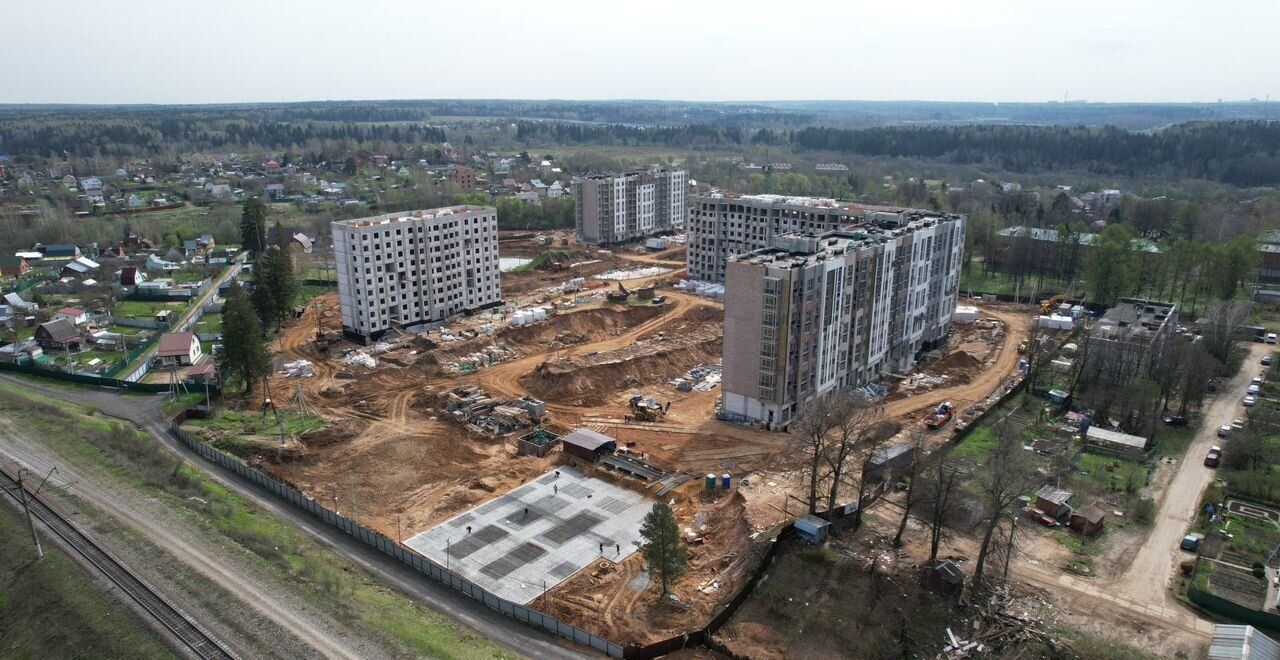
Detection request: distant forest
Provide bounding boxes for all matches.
[791,122,1280,187]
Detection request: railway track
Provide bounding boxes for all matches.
[0,465,238,660]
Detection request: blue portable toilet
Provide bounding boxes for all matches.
[795,515,832,545]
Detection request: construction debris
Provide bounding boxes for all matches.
[341,351,376,368]
[280,359,315,377]
[594,266,672,281]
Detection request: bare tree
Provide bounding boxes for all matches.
[918,456,964,562]
[970,429,1036,597]
[892,428,929,548]
[1202,299,1251,362]
[791,395,844,515]
[823,394,885,522]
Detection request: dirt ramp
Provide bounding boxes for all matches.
[499,305,667,348]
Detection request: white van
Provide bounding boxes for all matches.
[1268,332,1278,344]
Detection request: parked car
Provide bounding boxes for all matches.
[1253,376,1265,386]
[1219,425,1232,438]
[1181,533,1205,552]
[1270,333,1278,344]
[1263,355,1273,366]
[1233,419,1247,430]
[1205,446,1223,467]
[1207,379,1220,392]
[1163,415,1189,426]
[1244,395,1258,407]
[1248,384,1261,396]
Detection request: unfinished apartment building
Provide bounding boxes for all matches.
[1082,298,1180,385]
[573,168,686,245]
[721,214,966,428]
[333,206,501,343]
[687,193,961,284]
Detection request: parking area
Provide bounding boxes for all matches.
[404,466,651,603]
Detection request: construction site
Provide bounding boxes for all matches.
[182,231,1036,645]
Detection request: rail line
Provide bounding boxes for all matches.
[0,465,238,660]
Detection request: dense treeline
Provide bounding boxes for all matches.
[515,121,742,147]
[792,121,1280,186]
[0,118,446,158]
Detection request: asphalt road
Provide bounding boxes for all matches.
[0,373,589,660]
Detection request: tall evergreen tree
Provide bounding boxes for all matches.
[240,196,268,254]
[635,502,688,595]
[251,242,298,329]
[219,281,269,393]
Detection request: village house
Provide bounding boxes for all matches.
[53,307,89,326]
[1034,485,1074,520]
[0,256,30,278]
[35,318,83,352]
[264,182,285,200]
[1068,504,1107,536]
[155,332,202,367]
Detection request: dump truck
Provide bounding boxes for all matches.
[924,401,954,430]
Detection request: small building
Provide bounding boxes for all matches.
[119,266,145,286]
[1034,485,1074,519]
[1068,504,1106,536]
[53,307,88,326]
[1083,426,1150,459]
[866,443,916,485]
[35,318,83,351]
[41,243,82,261]
[184,362,218,385]
[264,183,285,200]
[1209,624,1280,660]
[923,559,965,596]
[953,305,980,323]
[155,331,201,367]
[794,514,831,545]
[61,256,101,278]
[517,427,560,458]
[561,428,617,462]
[0,256,31,277]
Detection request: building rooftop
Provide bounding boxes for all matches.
[156,332,196,357]
[1209,624,1280,660]
[333,205,492,228]
[1035,485,1073,506]
[1095,298,1178,343]
[729,217,957,271]
[1085,426,1149,450]
[561,428,616,452]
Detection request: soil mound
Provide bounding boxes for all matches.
[519,334,722,405]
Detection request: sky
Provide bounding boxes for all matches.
[3,0,1279,105]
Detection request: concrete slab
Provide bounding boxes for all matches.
[404,466,651,604]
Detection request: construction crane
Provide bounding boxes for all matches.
[763,148,774,194]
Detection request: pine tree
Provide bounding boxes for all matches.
[250,236,298,329]
[240,196,268,254]
[635,501,688,596]
[219,281,269,393]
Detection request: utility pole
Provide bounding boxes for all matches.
[16,467,57,560]
[17,469,43,559]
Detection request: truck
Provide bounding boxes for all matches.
[925,401,954,430]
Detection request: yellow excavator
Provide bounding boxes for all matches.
[1040,294,1068,315]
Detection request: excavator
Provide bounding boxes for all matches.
[1039,294,1069,315]
[629,395,666,421]
[606,281,630,303]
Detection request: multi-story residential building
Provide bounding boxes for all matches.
[687,193,942,284]
[573,168,686,245]
[1082,298,1179,386]
[720,211,966,428]
[332,206,501,343]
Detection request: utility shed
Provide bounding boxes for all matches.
[1068,504,1107,536]
[794,515,831,545]
[1209,624,1280,660]
[1084,426,1149,458]
[561,428,617,462]
[923,559,965,596]
[866,443,915,484]
[1035,485,1074,519]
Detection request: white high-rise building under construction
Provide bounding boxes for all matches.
[573,168,686,245]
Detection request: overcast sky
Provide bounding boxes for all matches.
[4,0,1278,105]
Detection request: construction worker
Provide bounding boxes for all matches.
[615,543,620,555]
[553,484,558,495]
[466,525,472,534]
[599,542,604,554]
[523,507,529,520]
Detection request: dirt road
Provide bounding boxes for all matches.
[885,306,1031,419]
[1114,342,1270,607]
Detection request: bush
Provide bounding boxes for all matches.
[1133,497,1156,524]
[1254,562,1266,578]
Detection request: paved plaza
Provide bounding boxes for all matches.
[404,466,650,603]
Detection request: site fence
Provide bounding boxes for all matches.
[1189,579,1280,633]
[0,360,184,393]
[167,422,627,658]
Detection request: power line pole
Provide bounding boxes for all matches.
[17,469,43,559]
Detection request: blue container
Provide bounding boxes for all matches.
[721,473,731,490]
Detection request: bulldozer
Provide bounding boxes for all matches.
[606,281,630,303]
[629,395,666,421]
